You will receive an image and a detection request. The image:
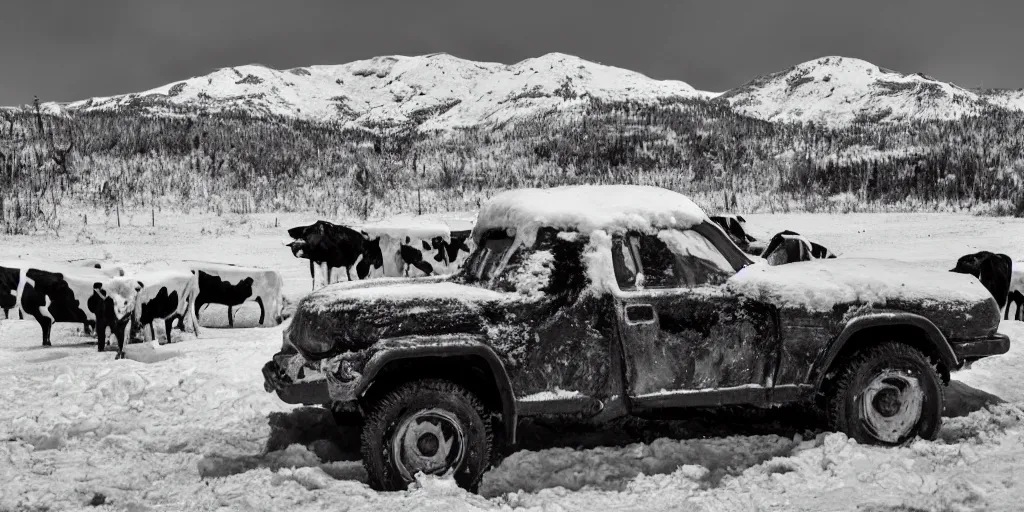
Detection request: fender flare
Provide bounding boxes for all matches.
[355,337,518,444]
[811,312,959,389]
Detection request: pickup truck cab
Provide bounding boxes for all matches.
[263,185,1009,492]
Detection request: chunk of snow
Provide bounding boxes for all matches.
[727,258,995,312]
[473,185,709,246]
[302,281,505,314]
[518,389,582,402]
[507,250,554,300]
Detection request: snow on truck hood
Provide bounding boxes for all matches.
[301,278,505,314]
[728,258,996,312]
[473,185,709,245]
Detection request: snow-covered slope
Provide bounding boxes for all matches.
[719,56,986,126]
[54,53,701,130]
[983,88,1024,112]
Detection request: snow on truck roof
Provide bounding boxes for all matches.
[472,185,709,244]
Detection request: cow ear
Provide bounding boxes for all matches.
[736,215,746,223]
[405,236,411,244]
[422,240,431,251]
[136,281,145,291]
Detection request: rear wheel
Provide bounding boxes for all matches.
[827,342,943,445]
[361,379,492,492]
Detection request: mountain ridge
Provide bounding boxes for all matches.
[22,53,1024,129]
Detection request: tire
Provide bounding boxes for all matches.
[360,379,493,492]
[827,342,943,445]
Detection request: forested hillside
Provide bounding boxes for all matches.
[3,94,1024,235]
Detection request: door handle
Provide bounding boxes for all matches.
[625,304,655,324]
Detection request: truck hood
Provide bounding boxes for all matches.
[728,258,1001,337]
[285,276,510,360]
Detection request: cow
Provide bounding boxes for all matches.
[185,262,284,327]
[286,220,384,289]
[1005,262,1024,321]
[430,229,475,270]
[129,269,201,351]
[0,262,121,346]
[92,277,144,355]
[710,215,757,252]
[1,266,19,319]
[950,251,1013,310]
[759,231,837,266]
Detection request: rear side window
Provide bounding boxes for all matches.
[612,229,734,289]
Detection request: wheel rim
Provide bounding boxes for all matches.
[390,408,467,482]
[857,369,924,443]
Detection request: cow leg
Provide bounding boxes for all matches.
[150,323,156,342]
[1006,301,1011,321]
[228,306,234,328]
[96,316,107,352]
[39,317,52,347]
[164,316,176,345]
[309,259,315,279]
[83,322,94,337]
[346,267,352,282]
[255,297,265,325]
[114,320,128,360]
[326,267,333,285]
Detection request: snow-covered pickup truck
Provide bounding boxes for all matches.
[262,185,1009,492]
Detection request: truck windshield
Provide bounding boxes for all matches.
[464,231,518,285]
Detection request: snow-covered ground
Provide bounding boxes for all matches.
[2,209,1024,511]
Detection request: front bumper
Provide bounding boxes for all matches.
[951,333,1010,362]
[262,350,363,406]
[262,356,331,405]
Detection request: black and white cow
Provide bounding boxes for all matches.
[759,230,837,266]
[0,262,123,346]
[287,220,384,289]
[92,277,144,356]
[431,229,474,269]
[186,262,284,327]
[130,269,201,350]
[710,215,757,253]
[950,251,1013,310]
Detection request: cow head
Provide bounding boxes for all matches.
[94,278,144,322]
[951,251,1013,308]
[356,233,384,279]
[286,239,308,258]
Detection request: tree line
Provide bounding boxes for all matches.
[2,95,1023,234]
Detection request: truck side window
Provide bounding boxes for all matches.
[657,229,735,287]
[611,237,640,289]
[634,234,678,288]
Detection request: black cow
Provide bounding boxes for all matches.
[287,220,384,289]
[1,266,19,319]
[760,230,837,265]
[951,251,1012,309]
[195,270,254,327]
[1007,290,1024,321]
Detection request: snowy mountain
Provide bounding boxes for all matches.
[28,54,1024,129]
[50,53,701,131]
[718,56,988,126]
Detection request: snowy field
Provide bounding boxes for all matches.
[2,210,1024,511]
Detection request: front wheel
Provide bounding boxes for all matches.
[827,342,943,445]
[361,379,493,492]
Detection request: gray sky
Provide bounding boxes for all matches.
[2,0,1022,105]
